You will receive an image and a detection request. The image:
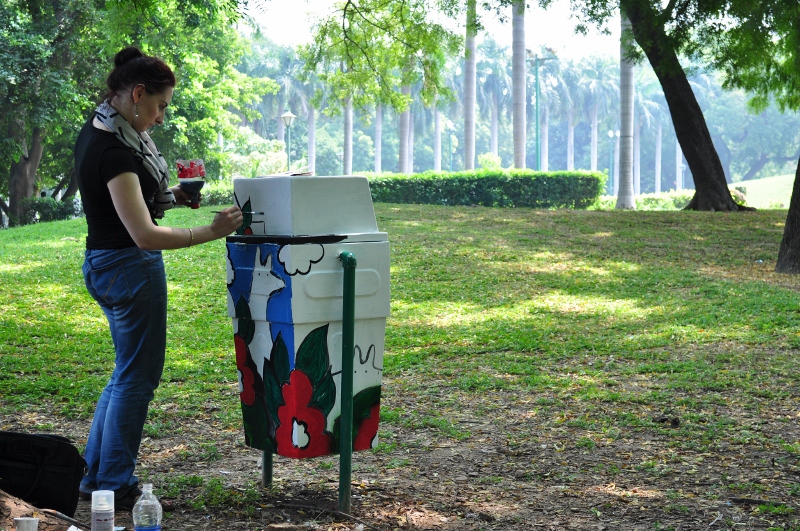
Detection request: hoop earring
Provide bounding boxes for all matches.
[134,103,139,117]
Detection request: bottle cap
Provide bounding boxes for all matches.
[92,490,115,511]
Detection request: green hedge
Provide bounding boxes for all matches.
[201,179,235,206]
[20,197,82,225]
[364,169,606,209]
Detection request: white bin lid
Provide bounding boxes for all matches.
[233,175,382,237]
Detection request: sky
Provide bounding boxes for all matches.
[249,0,621,61]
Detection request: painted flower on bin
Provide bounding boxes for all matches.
[276,370,332,458]
[234,334,256,406]
[354,403,381,451]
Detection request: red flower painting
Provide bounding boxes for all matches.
[234,335,256,406]
[353,403,381,451]
[276,370,333,458]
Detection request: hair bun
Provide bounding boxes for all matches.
[114,46,145,68]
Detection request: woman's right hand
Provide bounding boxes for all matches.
[210,206,244,238]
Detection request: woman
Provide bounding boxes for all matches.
[74,46,243,509]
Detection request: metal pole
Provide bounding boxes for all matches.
[262,451,272,487]
[535,56,540,171]
[338,251,357,514]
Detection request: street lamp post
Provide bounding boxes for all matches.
[280,111,296,172]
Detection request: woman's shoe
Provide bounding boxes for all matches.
[115,486,143,512]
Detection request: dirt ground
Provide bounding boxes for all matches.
[3,372,800,531]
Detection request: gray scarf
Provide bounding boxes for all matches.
[94,100,174,218]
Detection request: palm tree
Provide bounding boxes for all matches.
[438,63,463,171]
[511,0,526,168]
[616,14,636,210]
[579,56,619,172]
[559,61,583,171]
[536,57,565,171]
[433,104,442,171]
[632,69,662,193]
[464,0,478,170]
[477,38,512,158]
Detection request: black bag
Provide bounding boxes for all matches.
[0,431,87,517]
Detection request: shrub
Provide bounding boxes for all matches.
[364,169,606,209]
[591,190,695,211]
[201,180,234,206]
[20,196,82,225]
[591,187,753,211]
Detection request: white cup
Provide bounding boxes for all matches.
[14,517,39,531]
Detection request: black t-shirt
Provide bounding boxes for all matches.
[75,118,159,249]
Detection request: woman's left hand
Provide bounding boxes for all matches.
[170,185,196,207]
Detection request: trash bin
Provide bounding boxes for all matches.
[225,175,390,460]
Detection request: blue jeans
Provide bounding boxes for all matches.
[81,248,167,497]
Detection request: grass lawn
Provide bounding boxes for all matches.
[2,204,800,529]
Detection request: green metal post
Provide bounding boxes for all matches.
[262,451,273,487]
[338,251,357,514]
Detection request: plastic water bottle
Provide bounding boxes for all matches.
[91,490,114,531]
[132,484,163,531]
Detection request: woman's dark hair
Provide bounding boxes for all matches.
[105,46,176,101]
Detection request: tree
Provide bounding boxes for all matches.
[511,0,526,168]
[463,0,478,170]
[477,38,511,158]
[570,0,742,210]
[559,61,582,171]
[579,56,618,172]
[302,0,459,175]
[0,0,99,225]
[707,2,800,271]
[616,15,636,209]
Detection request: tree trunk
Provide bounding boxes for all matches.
[51,169,73,199]
[676,139,683,190]
[591,105,598,171]
[308,106,316,174]
[622,0,740,211]
[343,97,353,175]
[0,488,77,531]
[374,103,382,173]
[614,134,620,195]
[491,92,499,156]
[541,106,549,171]
[654,121,662,193]
[566,111,575,171]
[741,154,769,182]
[776,157,800,273]
[512,0,526,168]
[634,118,641,195]
[464,0,477,170]
[8,127,45,226]
[277,99,286,144]
[711,132,733,183]
[434,108,442,171]
[407,111,415,173]
[399,86,410,173]
[616,15,636,209]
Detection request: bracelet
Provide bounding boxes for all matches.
[188,227,194,247]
